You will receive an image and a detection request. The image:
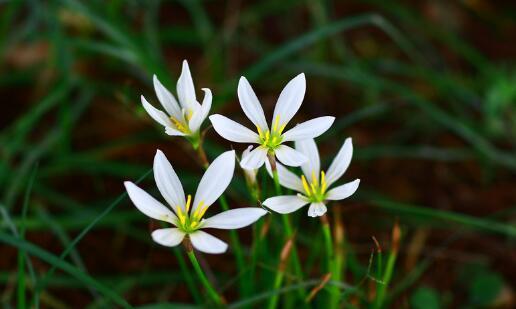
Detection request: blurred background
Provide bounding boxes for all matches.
[1,0,515,308]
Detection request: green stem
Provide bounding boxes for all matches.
[174,248,202,303]
[374,251,397,309]
[195,141,248,297]
[322,218,339,309]
[187,250,224,306]
[272,168,281,194]
[267,268,285,309]
[219,195,248,295]
[271,168,307,303]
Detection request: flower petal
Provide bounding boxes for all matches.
[209,114,260,143]
[151,228,185,247]
[188,88,212,133]
[265,161,304,192]
[190,230,228,254]
[176,60,201,112]
[282,116,335,142]
[326,179,360,200]
[326,137,353,186]
[307,202,327,217]
[295,139,320,183]
[124,181,177,224]
[240,146,268,170]
[141,95,172,127]
[153,75,182,120]
[153,150,186,212]
[272,73,306,128]
[262,195,309,214]
[192,150,235,213]
[275,145,307,167]
[238,76,269,131]
[202,208,268,229]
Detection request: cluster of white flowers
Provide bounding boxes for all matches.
[125,60,360,254]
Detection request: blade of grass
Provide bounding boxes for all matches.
[243,13,422,81]
[17,164,38,309]
[368,195,516,238]
[33,168,152,299]
[0,231,133,308]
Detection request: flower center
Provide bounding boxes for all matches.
[257,116,286,151]
[169,109,194,134]
[301,170,328,203]
[174,194,208,233]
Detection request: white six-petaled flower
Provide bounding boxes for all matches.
[263,138,360,217]
[141,60,212,139]
[124,150,267,254]
[209,73,335,170]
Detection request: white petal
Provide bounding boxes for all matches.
[192,150,235,213]
[326,138,353,186]
[153,150,186,212]
[190,230,228,254]
[165,127,187,136]
[275,145,307,167]
[241,145,254,162]
[307,202,327,217]
[153,75,182,119]
[209,114,260,143]
[151,228,185,247]
[272,73,306,128]
[141,95,172,127]
[326,179,360,200]
[202,208,268,229]
[188,88,212,133]
[240,146,268,170]
[177,60,201,112]
[295,139,320,183]
[238,76,269,131]
[262,195,308,214]
[124,181,177,224]
[282,116,335,142]
[265,161,304,192]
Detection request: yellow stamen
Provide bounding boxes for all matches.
[185,194,192,214]
[321,171,327,193]
[312,170,318,186]
[192,201,206,220]
[265,130,270,143]
[190,221,199,229]
[197,204,209,220]
[176,205,186,225]
[310,182,317,194]
[273,116,280,132]
[185,109,193,121]
[170,116,189,133]
[279,124,287,134]
[301,175,311,196]
[257,126,264,139]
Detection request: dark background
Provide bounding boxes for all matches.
[1,0,515,308]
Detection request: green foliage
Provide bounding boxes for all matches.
[0,0,514,307]
[410,287,441,309]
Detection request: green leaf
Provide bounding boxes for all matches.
[410,287,441,309]
[469,271,504,306]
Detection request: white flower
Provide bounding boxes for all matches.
[124,150,267,254]
[141,60,212,139]
[209,74,335,170]
[263,138,360,217]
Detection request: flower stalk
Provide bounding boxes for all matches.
[267,235,294,309]
[186,248,225,306]
[268,155,306,301]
